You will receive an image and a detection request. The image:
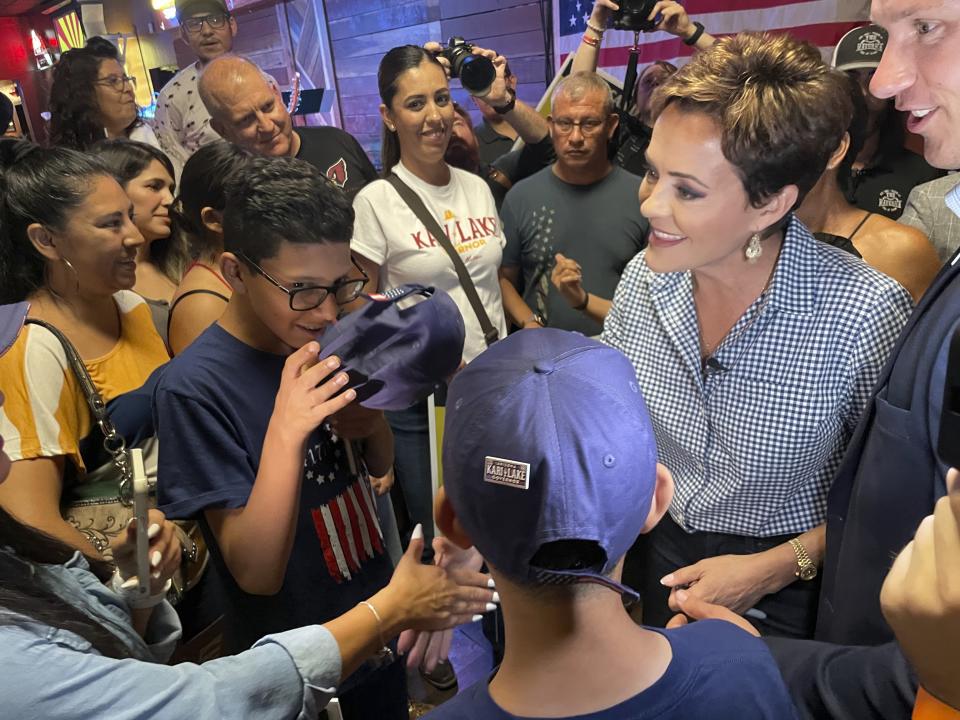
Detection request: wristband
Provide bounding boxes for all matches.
[684,21,705,46]
[581,33,600,48]
[573,291,590,312]
[492,87,517,115]
[586,21,605,38]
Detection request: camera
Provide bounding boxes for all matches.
[612,0,661,32]
[440,37,496,96]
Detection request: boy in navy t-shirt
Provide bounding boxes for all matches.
[426,329,798,720]
[154,156,403,719]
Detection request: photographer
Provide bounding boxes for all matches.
[573,0,716,176]
[351,46,507,639]
[427,41,555,210]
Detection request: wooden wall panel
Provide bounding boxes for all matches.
[325,0,549,169]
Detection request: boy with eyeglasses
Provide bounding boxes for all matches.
[154,155,407,719]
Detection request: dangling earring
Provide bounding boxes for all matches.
[61,256,80,294]
[745,232,762,263]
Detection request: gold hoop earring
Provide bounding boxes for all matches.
[745,232,762,263]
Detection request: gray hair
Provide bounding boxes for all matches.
[553,71,616,115]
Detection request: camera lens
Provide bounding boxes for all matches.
[458,54,496,95]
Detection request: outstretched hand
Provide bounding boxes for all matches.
[666,589,761,637]
[661,551,784,615]
[398,537,491,670]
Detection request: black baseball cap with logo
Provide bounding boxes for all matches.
[832,24,888,72]
[175,0,229,20]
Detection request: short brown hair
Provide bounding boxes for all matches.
[651,32,852,208]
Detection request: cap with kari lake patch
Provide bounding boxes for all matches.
[442,328,658,598]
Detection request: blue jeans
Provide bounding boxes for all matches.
[385,402,434,555]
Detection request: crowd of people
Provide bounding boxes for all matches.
[0,0,959,717]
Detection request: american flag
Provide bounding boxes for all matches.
[554,0,872,79]
[311,477,385,584]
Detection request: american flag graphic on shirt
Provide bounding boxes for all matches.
[304,435,385,584]
[554,0,871,78]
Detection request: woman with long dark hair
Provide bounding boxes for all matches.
[350,45,507,562]
[0,143,168,555]
[96,139,186,342]
[0,379,496,716]
[48,43,159,152]
[167,142,251,355]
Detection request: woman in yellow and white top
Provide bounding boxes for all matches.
[0,143,168,555]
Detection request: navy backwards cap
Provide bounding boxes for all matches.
[317,285,465,411]
[442,328,658,599]
[0,302,28,359]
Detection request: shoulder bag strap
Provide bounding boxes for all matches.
[25,318,132,501]
[386,173,499,346]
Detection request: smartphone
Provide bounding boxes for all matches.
[130,448,152,600]
[938,328,960,469]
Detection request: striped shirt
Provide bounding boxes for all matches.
[0,291,168,472]
[602,216,913,536]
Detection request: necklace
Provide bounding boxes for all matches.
[700,282,773,358]
[698,249,781,362]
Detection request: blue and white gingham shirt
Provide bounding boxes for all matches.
[602,217,913,536]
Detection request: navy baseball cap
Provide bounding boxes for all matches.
[832,24,887,72]
[442,328,658,598]
[317,285,465,411]
[0,302,28,359]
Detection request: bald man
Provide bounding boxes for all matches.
[200,54,377,197]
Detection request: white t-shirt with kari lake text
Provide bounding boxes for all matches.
[351,161,507,363]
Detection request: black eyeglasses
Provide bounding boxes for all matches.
[238,252,368,311]
[182,13,229,33]
[549,117,606,136]
[95,74,136,92]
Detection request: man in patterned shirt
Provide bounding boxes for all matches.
[153,0,239,178]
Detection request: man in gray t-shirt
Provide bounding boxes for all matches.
[498,72,648,337]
